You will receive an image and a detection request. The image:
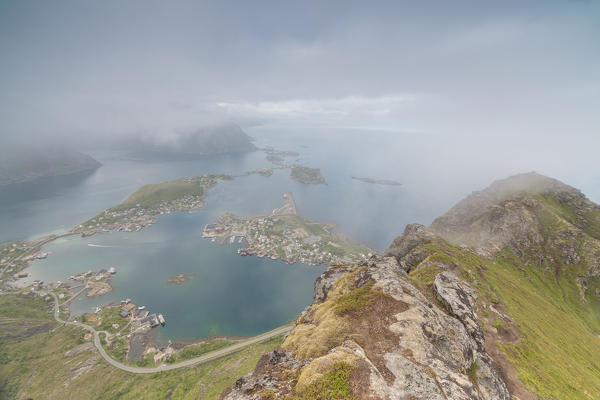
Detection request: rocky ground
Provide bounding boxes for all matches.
[222,255,510,400]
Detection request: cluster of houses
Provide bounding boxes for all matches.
[70,267,116,282]
[75,176,223,238]
[118,298,165,330]
[203,214,370,266]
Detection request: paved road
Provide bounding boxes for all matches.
[51,293,292,374]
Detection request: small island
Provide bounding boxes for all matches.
[290,166,326,184]
[166,272,196,285]
[63,268,117,297]
[203,193,371,265]
[352,176,402,186]
[251,168,274,177]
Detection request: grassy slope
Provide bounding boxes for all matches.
[0,293,57,342]
[0,321,283,400]
[407,236,600,399]
[0,291,282,399]
[117,180,204,209]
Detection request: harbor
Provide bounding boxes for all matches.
[202,192,372,265]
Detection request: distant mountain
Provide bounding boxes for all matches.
[0,147,101,186]
[124,123,256,155]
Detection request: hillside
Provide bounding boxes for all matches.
[124,123,256,155]
[0,147,100,186]
[222,173,600,400]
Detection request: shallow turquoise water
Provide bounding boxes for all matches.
[22,198,325,343]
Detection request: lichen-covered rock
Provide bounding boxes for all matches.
[385,224,436,272]
[434,271,485,350]
[222,257,509,400]
[312,264,355,303]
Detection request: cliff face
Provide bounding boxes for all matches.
[222,173,600,399]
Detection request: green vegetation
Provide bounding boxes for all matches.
[412,241,600,400]
[0,293,56,342]
[409,263,443,286]
[104,336,129,364]
[538,193,600,240]
[0,320,284,400]
[168,339,234,363]
[466,362,480,393]
[83,306,128,334]
[479,252,600,399]
[293,361,355,400]
[118,180,204,209]
[75,174,228,235]
[334,281,379,316]
[290,167,326,184]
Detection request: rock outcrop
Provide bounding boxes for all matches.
[222,257,509,400]
[385,223,436,272]
[434,271,485,351]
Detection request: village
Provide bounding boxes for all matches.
[73,174,229,238]
[203,193,372,266]
[73,193,204,237]
[10,264,175,365]
[0,234,73,287]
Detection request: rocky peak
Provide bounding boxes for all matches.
[385,224,437,272]
[429,172,600,256]
[222,257,509,400]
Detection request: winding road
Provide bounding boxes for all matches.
[51,293,292,374]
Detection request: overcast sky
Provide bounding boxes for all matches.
[0,0,598,156]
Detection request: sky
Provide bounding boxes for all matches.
[0,0,599,195]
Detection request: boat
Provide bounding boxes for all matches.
[158,314,165,326]
[137,305,146,310]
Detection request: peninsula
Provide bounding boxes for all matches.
[0,147,101,186]
[73,174,232,237]
[203,192,371,265]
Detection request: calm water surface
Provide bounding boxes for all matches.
[3,130,436,342]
